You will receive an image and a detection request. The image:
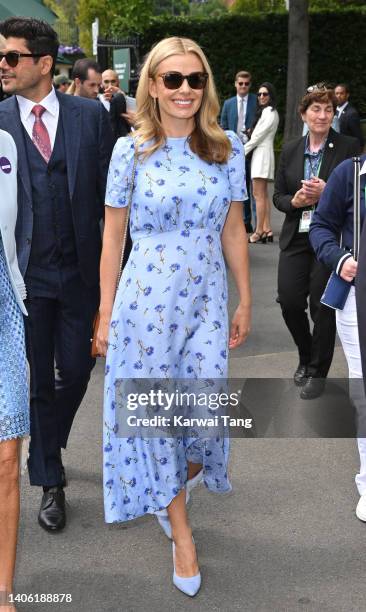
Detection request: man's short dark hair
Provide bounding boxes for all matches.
[72,59,101,82]
[0,17,59,76]
[336,83,350,93]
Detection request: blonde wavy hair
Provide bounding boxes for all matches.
[134,37,231,163]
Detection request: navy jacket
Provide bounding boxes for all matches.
[0,91,113,287]
[220,94,257,132]
[309,155,366,272]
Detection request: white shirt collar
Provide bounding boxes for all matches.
[237,94,248,103]
[16,87,58,120]
[360,160,366,175]
[336,101,349,114]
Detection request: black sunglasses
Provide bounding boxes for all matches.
[158,71,208,90]
[0,51,46,68]
[257,92,269,97]
[238,81,250,86]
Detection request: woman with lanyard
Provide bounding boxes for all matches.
[273,84,360,400]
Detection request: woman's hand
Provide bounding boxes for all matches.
[301,177,326,201]
[340,256,358,282]
[291,188,318,208]
[96,313,111,357]
[229,303,251,349]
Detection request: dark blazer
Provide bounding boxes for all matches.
[338,102,364,149]
[0,91,113,287]
[309,155,366,271]
[273,128,360,251]
[220,93,257,132]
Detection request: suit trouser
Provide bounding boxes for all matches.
[336,287,366,495]
[25,264,99,487]
[277,235,336,377]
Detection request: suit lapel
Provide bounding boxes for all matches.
[294,137,306,188]
[231,97,238,128]
[318,129,337,181]
[1,97,32,204]
[57,92,81,198]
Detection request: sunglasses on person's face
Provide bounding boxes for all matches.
[257,92,269,97]
[238,81,250,86]
[0,51,46,68]
[158,71,208,90]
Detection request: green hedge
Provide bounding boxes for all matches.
[138,10,366,123]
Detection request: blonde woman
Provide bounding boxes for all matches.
[97,37,251,596]
[0,129,29,612]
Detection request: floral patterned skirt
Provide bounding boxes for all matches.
[0,237,29,441]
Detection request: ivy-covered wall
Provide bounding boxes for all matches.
[138,11,366,122]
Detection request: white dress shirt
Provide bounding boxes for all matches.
[336,101,349,117]
[98,94,110,112]
[237,94,248,131]
[16,87,59,149]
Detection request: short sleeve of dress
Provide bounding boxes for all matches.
[105,135,136,208]
[225,130,247,202]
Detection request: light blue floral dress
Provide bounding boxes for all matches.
[0,235,29,441]
[103,132,246,522]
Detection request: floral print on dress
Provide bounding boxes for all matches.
[103,132,246,523]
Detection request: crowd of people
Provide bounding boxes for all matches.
[0,15,365,609]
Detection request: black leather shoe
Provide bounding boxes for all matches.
[294,363,308,386]
[38,487,66,532]
[300,376,326,400]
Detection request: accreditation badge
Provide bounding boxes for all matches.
[298,209,313,233]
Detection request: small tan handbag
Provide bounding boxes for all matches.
[91,151,138,357]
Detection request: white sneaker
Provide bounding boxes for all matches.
[356,494,366,522]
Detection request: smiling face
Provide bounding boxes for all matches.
[149,52,205,136]
[302,101,334,138]
[257,86,270,107]
[0,36,53,99]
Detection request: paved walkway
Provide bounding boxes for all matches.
[16,207,364,612]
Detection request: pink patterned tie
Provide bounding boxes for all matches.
[31,104,51,163]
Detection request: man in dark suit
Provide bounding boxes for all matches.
[335,83,364,149]
[221,70,257,233]
[0,17,113,531]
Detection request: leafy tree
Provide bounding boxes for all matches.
[77,0,155,53]
[190,0,228,17]
[154,0,190,16]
